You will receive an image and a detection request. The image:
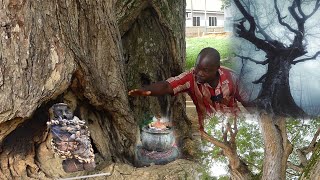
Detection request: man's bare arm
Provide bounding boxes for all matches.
[128,81,173,96]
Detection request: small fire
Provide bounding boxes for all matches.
[148,116,171,130]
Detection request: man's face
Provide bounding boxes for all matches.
[194,56,219,84]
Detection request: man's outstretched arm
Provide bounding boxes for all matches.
[128,81,174,96]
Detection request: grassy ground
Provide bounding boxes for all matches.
[185,36,234,70]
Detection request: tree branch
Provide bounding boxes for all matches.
[292,51,320,64]
[296,0,306,18]
[223,123,228,143]
[296,148,309,166]
[233,0,276,52]
[233,0,256,33]
[287,161,303,172]
[301,127,320,154]
[286,170,300,176]
[201,131,230,150]
[305,0,320,19]
[235,55,269,65]
[252,74,267,84]
[288,0,306,43]
[288,0,303,23]
[230,118,238,144]
[274,0,300,35]
[243,159,261,171]
[252,4,274,41]
[295,127,320,167]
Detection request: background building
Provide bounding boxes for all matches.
[186,0,231,37]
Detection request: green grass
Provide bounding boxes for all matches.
[186,37,234,70]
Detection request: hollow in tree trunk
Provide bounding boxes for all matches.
[0,0,188,179]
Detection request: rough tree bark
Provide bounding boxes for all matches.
[259,114,293,180]
[0,0,189,179]
[116,0,192,154]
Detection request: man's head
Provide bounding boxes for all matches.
[194,47,220,84]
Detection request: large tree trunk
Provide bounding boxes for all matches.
[0,0,188,179]
[256,57,305,117]
[117,0,192,154]
[259,114,293,180]
[257,56,305,180]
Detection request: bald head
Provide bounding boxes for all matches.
[196,47,220,67]
[194,47,221,84]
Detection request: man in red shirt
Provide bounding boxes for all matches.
[129,47,251,133]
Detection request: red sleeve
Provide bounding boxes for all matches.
[166,70,193,95]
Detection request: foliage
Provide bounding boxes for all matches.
[299,142,320,179]
[287,118,320,179]
[198,115,320,179]
[221,0,232,9]
[201,116,263,179]
[200,115,263,175]
[186,37,234,70]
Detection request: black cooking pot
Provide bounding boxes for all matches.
[140,126,174,152]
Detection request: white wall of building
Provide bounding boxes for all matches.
[186,0,223,12]
[186,13,224,27]
[185,0,226,35]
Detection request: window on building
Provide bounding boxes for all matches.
[186,12,191,19]
[209,17,217,26]
[193,17,200,26]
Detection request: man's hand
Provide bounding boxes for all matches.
[128,89,151,96]
[128,81,173,96]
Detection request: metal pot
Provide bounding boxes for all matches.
[140,126,174,152]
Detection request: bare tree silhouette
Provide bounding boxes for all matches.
[233,0,320,118]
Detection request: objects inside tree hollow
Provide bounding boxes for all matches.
[135,115,180,167]
[47,103,95,173]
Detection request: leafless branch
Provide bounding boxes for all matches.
[252,3,273,41]
[234,0,256,33]
[305,0,320,19]
[252,74,267,84]
[274,0,300,35]
[292,51,320,64]
[235,55,269,65]
[296,0,306,18]
[287,161,303,172]
[234,17,246,22]
[233,0,276,52]
[288,1,303,24]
